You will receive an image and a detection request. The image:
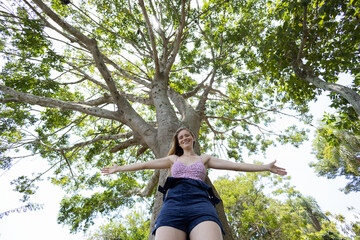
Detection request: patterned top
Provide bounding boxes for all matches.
[171,156,207,181]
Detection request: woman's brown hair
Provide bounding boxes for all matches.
[167,127,196,156]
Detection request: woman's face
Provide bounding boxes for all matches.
[177,129,195,149]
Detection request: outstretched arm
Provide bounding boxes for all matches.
[101,155,174,175]
[206,155,287,176]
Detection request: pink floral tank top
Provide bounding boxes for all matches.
[171,156,206,181]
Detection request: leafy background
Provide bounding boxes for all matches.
[1,88,360,239]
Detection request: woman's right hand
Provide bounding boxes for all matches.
[101,163,120,175]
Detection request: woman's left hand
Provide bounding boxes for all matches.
[267,160,287,176]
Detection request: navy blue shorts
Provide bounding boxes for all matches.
[152,177,225,236]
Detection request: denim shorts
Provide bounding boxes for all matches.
[152,177,225,236]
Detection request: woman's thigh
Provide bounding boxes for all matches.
[155,226,187,240]
[189,221,223,240]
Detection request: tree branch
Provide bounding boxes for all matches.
[66,62,109,90]
[60,150,75,178]
[128,170,159,197]
[297,5,308,61]
[104,55,152,87]
[164,0,188,76]
[109,138,139,153]
[0,84,121,121]
[291,60,360,117]
[196,70,216,116]
[138,0,160,73]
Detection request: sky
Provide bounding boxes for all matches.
[1,76,360,239]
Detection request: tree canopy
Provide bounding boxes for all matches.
[0,0,359,239]
[213,172,355,240]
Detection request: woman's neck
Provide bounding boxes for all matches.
[181,149,197,156]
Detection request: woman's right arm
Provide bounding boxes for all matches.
[101,155,174,175]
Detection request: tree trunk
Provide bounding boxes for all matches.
[148,169,169,240]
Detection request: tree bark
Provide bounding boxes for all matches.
[291,60,360,118]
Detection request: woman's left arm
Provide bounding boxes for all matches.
[206,155,287,176]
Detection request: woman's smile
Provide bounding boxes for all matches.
[177,130,194,148]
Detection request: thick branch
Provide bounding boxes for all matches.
[109,138,139,153]
[136,146,148,157]
[31,0,94,46]
[291,60,360,117]
[128,170,159,197]
[164,0,187,75]
[167,88,189,118]
[31,0,150,126]
[182,73,210,99]
[0,98,21,104]
[196,70,216,116]
[81,94,112,106]
[0,84,121,121]
[138,0,161,73]
[121,92,153,105]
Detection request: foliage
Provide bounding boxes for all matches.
[326,207,360,240]
[311,119,360,193]
[87,210,150,240]
[0,0,358,237]
[259,0,360,193]
[260,0,360,112]
[214,172,347,239]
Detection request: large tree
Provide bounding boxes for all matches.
[0,0,321,239]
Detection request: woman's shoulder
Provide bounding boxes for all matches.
[167,155,178,163]
[200,154,212,164]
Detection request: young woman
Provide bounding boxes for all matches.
[101,127,287,240]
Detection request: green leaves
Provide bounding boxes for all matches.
[311,119,360,193]
[259,0,360,109]
[87,210,150,240]
[57,173,141,233]
[10,175,39,202]
[214,173,345,239]
[277,125,309,147]
[1,0,358,237]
